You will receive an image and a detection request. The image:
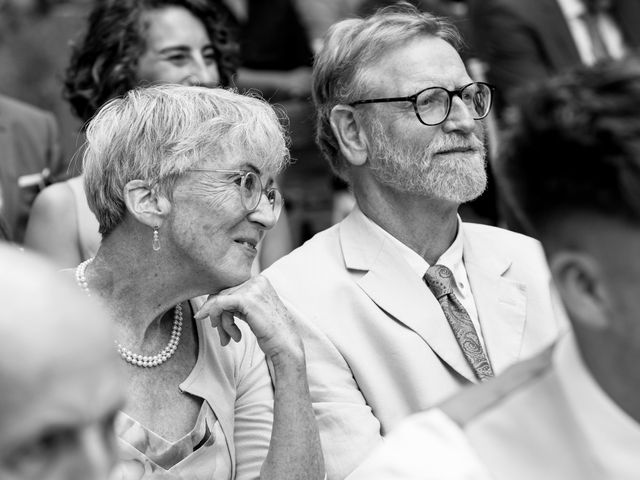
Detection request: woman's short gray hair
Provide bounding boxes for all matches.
[312,2,462,181]
[83,85,289,236]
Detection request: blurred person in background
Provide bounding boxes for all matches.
[73,84,323,480]
[468,0,640,121]
[0,244,124,480]
[468,0,640,232]
[0,93,62,243]
[228,0,339,249]
[24,0,291,270]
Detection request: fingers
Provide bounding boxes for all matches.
[222,310,242,343]
[205,307,242,346]
[194,276,295,354]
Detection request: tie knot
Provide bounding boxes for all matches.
[424,264,454,299]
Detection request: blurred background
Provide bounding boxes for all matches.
[3,0,634,256]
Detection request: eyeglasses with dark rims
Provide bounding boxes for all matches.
[349,81,495,126]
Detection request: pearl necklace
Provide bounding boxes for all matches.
[75,257,183,368]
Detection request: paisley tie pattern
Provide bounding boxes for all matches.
[424,264,494,381]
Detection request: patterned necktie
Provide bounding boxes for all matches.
[424,264,494,381]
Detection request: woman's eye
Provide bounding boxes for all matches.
[232,175,243,187]
[166,54,188,65]
[203,48,217,64]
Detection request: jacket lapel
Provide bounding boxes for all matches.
[340,211,476,382]
[463,230,527,375]
[530,0,582,69]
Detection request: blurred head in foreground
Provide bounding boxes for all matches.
[0,246,123,480]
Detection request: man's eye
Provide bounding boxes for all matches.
[417,91,441,108]
[461,91,475,102]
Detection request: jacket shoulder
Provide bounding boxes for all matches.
[0,94,53,122]
[264,223,344,278]
[464,222,546,258]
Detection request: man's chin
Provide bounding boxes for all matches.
[429,170,488,204]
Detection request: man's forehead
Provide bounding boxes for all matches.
[359,36,470,95]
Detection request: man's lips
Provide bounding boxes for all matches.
[437,146,476,154]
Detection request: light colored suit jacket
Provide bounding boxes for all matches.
[0,94,62,242]
[263,209,566,479]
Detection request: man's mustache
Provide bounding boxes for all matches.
[431,133,485,154]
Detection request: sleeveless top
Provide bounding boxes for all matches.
[66,176,100,260]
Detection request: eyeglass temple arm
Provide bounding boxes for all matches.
[349,94,418,106]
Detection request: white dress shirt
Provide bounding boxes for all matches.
[360,211,487,350]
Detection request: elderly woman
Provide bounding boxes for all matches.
[24,0,237,266]
[73,84,323,480]
[24,0,291,270]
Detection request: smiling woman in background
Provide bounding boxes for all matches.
[25,0,238,267]
[24,0,291,270]
[73,84,323,479]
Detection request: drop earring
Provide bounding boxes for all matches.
[152,225,161,251]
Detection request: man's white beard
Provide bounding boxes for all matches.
[366,118,488,204]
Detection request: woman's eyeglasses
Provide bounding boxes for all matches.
[187,169,283,219]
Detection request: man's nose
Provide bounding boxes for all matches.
[442,96,476,134]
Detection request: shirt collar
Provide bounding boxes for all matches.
[356,207,465,282]
[557,0,587,19]
[555,332,640,475]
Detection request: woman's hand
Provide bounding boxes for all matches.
[194,275,304,366]
[196,276,324,480]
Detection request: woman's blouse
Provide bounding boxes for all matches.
[113,303,274,480]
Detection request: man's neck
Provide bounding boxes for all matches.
[355,181,460,265]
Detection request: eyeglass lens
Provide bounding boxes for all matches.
[241,171,283,217]
[416,83,492,125]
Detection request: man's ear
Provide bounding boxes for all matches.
[330,104,369,167]
[123,180,172,228]
[550,251,609,330]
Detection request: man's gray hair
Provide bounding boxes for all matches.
[83,85,289,236]
[312,2,462,181]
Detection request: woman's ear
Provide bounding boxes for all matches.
[330,104,370,167]
[123,180,171,228]
[550,250,609,330]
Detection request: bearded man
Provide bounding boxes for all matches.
[263,4,567,479]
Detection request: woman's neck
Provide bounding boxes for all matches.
[83,230,206,342]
